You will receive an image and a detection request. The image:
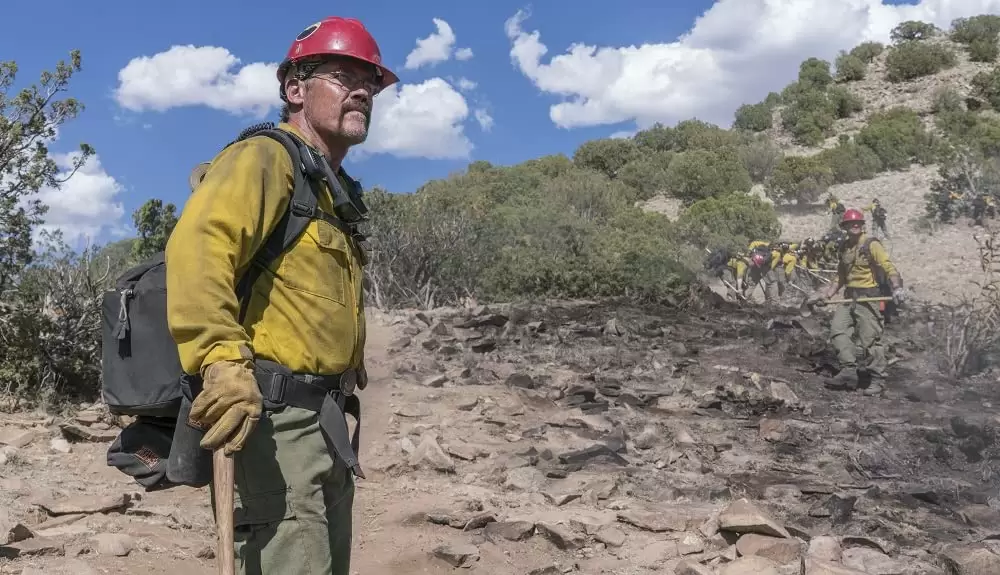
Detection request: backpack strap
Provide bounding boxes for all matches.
[233,128,321,324]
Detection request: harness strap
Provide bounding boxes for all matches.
[252,359,364,479]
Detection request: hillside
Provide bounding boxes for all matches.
[636,16,1000,305]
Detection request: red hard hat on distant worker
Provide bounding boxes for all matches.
[840,208,865,225]
[277,17,399,97]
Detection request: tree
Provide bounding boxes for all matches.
[0,50,93,294]
[131,198,178,261]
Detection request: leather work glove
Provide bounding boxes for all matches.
[893,287,906,305]
[189,359,263,455]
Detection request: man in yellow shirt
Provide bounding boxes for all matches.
[814,209,904,396]
[165,16,397,574]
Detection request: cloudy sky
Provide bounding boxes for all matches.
[7,0,1000,244]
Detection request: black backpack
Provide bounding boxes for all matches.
[100,123,368,490]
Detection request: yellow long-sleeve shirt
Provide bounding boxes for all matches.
[838,233,900,290]
[165,122,366,376]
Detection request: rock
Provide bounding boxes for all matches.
[633,426,659,449]
[764,485,802,499]
[0,428,36,448]
[678,532,706,555]
[841,547,904,574]
[506,373,536,389]
[535,522,584,550]
[808,536,843,563]
[503,467,546,492]
[34,493,129,516]
[617,510,687,532]
[595,525,626,547]
[388,336,412,351]
[675,560,715,575]
[59,423,118,442]
[720,555,781,575]
[541,490,581,506]
[0,536,65,559]
[718,498,790,538]
[49,437,72,453]
[528,565,561,575]
[939,543,1000,575]
[802,557,867,575]
[421,374,448,388]
[634,540,680,567]
[432,543,480,567]
[768,381,801,406]
[736,533,803,564]
[408,435,455,473]
[394,404,432,418]
[484,521,535,542]
[92,533,135,556]
[758,418,788,442]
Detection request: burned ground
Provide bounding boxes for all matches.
[1,299,999,574]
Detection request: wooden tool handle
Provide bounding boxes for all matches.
[213,449,236,575]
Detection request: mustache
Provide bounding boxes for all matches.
[344,102,371,117]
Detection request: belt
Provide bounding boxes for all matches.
[252,359,365,479]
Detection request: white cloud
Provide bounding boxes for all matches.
[357,78,473,159]
[504,1,1000,130]
[456,77,478,91]
[474,109,494,132]
[405,18,475,69]
[114,45,280,117]
[31,152,126,243]
[114,45,480,159]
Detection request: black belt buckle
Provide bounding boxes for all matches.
[339,369,357,396]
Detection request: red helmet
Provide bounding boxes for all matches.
[277,17,399,95]
[751,252,767,268]
[840,208,865,225]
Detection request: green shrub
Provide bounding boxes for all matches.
[664,148,753,203]
[739,138,783,183]
[676,193,782,252]
[885,42,957,82]
[672,119,744,151]
[950,15,1000,45]
[573,138,641,178]
[618,150,675,201]
[816,139,883,184]
[733,101,774,132]
[835,52,866,82]
[972,67,1000,109]
[633,123,675,152]
[780,88,836,146]
[850,41,885,63]
[828,86,863,118]
[857,107,937,169]
[768,155,834,203]
[969,38,999,62]
[798,57,834,91]
[932,87,964,114]
[890,20,939,43]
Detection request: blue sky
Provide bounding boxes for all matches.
[2,0,993,245]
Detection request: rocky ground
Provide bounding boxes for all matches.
[2,299,1000,574]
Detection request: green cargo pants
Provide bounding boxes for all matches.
[830,300,887,378]
[212,405,355,575]
[764,269,785,302]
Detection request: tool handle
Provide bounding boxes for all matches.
[823,296,893,305]
[213,449,236,575]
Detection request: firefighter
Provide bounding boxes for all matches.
[164,16,397,574]
[811,209,905,397]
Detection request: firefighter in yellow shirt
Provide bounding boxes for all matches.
[812,209,904,396]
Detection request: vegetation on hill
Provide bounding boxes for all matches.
[5,13,1000,402]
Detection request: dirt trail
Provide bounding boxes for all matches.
[2,301,1000,575]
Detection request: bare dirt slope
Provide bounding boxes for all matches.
[2,301,1000,575]
[776,165,984,304]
